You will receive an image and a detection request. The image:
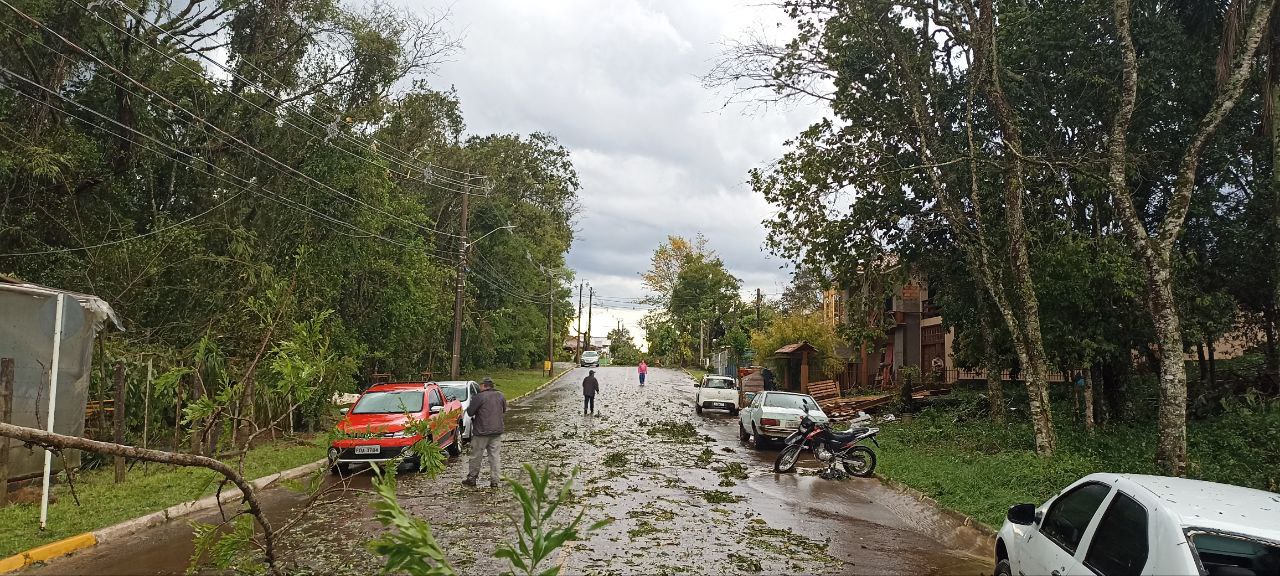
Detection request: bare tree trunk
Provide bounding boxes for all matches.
[0,422,278,573]
[1083,367,1096,432]
[1106,0,1274,476]
[884,2,1051,450]
[982,311,1005,423]
[974,0,1056,455]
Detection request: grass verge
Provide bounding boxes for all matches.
[0,438,324,557]
[462,367,560,401]
[876,385,1280,528]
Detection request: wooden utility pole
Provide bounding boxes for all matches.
[585,287,594,353]
[547,286,555,377]
[575,283,584,364]
[0,358,13,506]
[450,189,471,379]
[142,357,151,472]
[113,361,126,482]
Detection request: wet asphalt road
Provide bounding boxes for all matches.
[29,366,992,575]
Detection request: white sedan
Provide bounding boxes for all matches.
[738,391,827,449]
[437,380,479,440]
[996,473,1280,576]
[695,375,739,415]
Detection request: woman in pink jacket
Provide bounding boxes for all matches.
[638,360,648,386]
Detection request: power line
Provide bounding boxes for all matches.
[1,188,246,256]
[97,0,489,190]
[0,65,429,255]
[0,2,464,241]
[73,0,487,199]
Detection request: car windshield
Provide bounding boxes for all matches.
[351,390,423,414]
[440,385,468,402]
[763,393,820,411]
[704,378,735,389]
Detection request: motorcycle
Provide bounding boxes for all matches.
[773,415,879,477]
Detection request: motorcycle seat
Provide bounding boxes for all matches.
[830,427,869,442]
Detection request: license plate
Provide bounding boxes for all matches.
[781,419,798,428]
[354,445,380,455]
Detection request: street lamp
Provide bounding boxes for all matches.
[466,224,515,249]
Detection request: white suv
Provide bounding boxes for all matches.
[996,473,1280,576]
[580,350,599,367]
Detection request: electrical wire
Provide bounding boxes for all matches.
[99,0,489,190]
[1,188,246,256]
[73,0,487,199]
[0,65,430,255]
[0,2,463,240]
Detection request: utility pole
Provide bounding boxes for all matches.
[450,186,471,379]
[747,288,757,327]
[586,287,594,353]
[575,283,584,364]
[547,283,555,377]
[699,319,705,368]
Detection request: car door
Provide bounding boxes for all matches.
[1077,490,1150,576]
[1018,482,1111,576]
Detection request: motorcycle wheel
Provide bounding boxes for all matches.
[841,446,877,477]
[774,445,801,473]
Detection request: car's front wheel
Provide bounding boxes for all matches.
[738,421,750,441]
[752,425,767,449]
[994,559,1012,576]
[695,402,703,414]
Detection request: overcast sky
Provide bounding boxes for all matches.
[418,0,825,345]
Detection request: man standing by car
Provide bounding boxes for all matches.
[582,369,600,415]
[464,377,506,488]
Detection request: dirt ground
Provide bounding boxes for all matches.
[28,366,993,575]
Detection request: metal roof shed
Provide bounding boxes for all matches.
[0,279,121,482]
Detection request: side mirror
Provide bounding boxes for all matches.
[1007,503,1037,526]
[693,381,701,388]
[429,405,443,414]
[339,407,349,415]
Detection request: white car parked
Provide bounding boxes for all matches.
[580,350,600,367]
[695,375,739,415]
[996,473,1280,576]
[737,391,827,449]
[436,380,479,440]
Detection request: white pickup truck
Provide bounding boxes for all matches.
[996,473,1280,576]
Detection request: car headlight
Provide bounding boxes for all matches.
[382,431,408,438]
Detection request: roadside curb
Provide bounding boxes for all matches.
[0,458,326,574]
[512,366,574,402]
[874,473,998,550]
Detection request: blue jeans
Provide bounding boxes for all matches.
[639,373,646,384]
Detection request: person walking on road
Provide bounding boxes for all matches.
[582,369,600,415]
[464,376,507,488]
[638,360,648,386]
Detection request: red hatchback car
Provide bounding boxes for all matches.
[328,381,463,474]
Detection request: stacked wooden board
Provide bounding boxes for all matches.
[813,383,953,421]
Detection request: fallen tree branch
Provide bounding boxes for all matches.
[0,422,279,574]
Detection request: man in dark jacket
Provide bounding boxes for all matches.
[582,370,600,415]
[464,377,507,488]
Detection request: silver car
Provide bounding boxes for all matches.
[738,391,827,449]
[436,380,479,441]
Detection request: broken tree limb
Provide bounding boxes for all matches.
[0,422,279,573]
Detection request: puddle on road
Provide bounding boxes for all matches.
[29,367,991,575]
